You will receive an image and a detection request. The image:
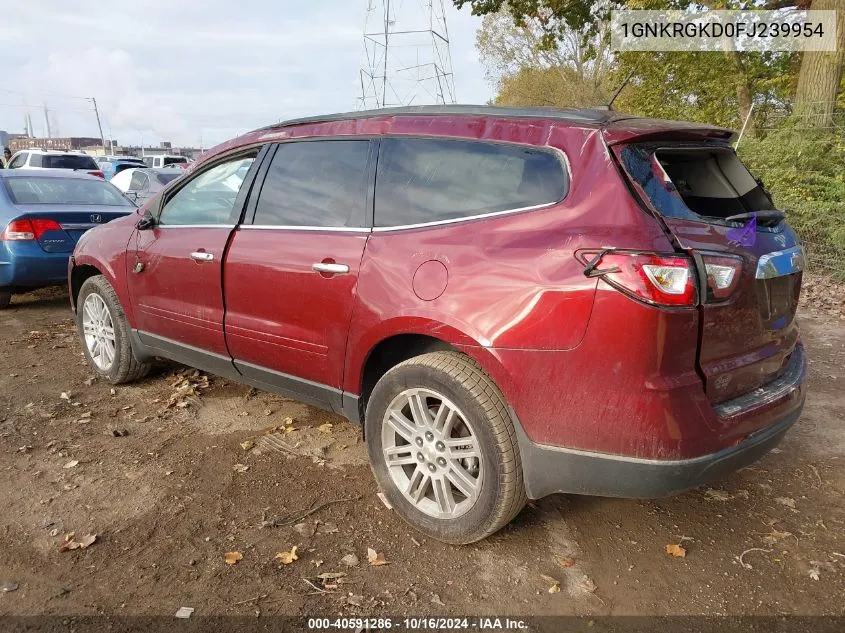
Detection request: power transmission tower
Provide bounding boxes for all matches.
[358,0,457,110]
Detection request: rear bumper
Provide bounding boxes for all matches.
[516,401,802,499]
[0,242,71,288]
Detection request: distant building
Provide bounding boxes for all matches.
[9,136,112,152]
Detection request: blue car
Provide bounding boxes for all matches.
[96,156,146,180]
[0,169,135,308]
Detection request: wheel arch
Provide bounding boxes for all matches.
[70,263,104,312]
[347,319,518,431]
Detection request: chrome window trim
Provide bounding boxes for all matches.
[240,225,371,233]
[154,224,236,229]
[756,245,805,279]
[371,200,559,233]
[371,139,571,233]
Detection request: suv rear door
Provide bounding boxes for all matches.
[609,133,803,411]
[222,139,374,410]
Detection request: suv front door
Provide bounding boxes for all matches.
[127,149,261,370]
[223,139,374,411]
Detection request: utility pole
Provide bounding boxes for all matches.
[43,103,52,138]
[90,97,106,152]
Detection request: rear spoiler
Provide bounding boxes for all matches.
[603,117,735,145]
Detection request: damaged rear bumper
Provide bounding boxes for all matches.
[515,401,803,500]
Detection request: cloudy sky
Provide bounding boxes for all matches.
[0,0,493,149]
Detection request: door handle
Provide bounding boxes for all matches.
[312,262,349,275]
[190,251,214,262]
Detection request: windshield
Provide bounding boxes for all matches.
[6,176,134,206]
[42,155,99,170]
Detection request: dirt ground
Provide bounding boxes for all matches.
[0,285,843,621]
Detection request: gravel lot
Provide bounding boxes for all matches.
[0,285,843,619]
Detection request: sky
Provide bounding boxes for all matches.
[0,0,494,150]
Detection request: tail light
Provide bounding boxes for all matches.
[88,170,105,179]
[584,251,697,307]
[1,218,63,241]
[701,254,743,300]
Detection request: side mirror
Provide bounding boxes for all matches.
[136,211,156,230]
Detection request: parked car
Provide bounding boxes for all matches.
[7,149,105,178]
[69,105,806,544]
[97,156,146,180]
[142,154,190,169]
[110,167,184,205]
[0,169,135,308]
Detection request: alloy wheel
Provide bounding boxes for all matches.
[82,293,117,370]
[381,387,483,519]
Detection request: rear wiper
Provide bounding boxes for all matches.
[725,210,785,226]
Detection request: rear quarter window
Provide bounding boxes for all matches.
[42,154,99,170]
[374,137,568,228]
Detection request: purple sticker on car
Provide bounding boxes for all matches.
[726,214,757,247]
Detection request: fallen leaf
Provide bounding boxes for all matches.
[293,522,316,538]
[283,417,294,426]
[559,557,575,568]
[762,529,792,546]
[376,492,393,510]
[240,441,255,451]
[809,567,820,581]
[224,551,243,566]
[264,409,273,416]
[340,554,359,567]
[704,489,733,501]
[580,576,597,593]
[275,546,298,565]
[232,464,250,473]
[666,543,686,558]
[63,460,79,469]
[317,572,346,580]
[431,593,446,606]
[775,497,796,509]
[59,532,97,552]
[540,574,561,593]
[346,594,364,607]
[60,392,71,401]
[317,423,333,434]
[367,547,389,566]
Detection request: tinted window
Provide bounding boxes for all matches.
[9,154,26,168]
[159,154,255,226]
[252,140,370,228]
[29,154,43,167]
[6,177,133,206]
[163,156,188,166]
[374,138,567,227]
[42,154,99,170]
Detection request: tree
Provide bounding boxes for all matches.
[456,0,843,127]
[794,0,845,127]
[476,10,614,107]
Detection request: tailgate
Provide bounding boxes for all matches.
[10,204,131,253]
[611,140,803,405]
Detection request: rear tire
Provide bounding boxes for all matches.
[365,351,526,544]
[76,275,150,384]
[0,291,10,309]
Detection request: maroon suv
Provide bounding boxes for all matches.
[69,106,806,544]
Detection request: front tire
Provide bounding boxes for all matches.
[365,351,526,544]
[0,291,10,309]
[76,275,150,384]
